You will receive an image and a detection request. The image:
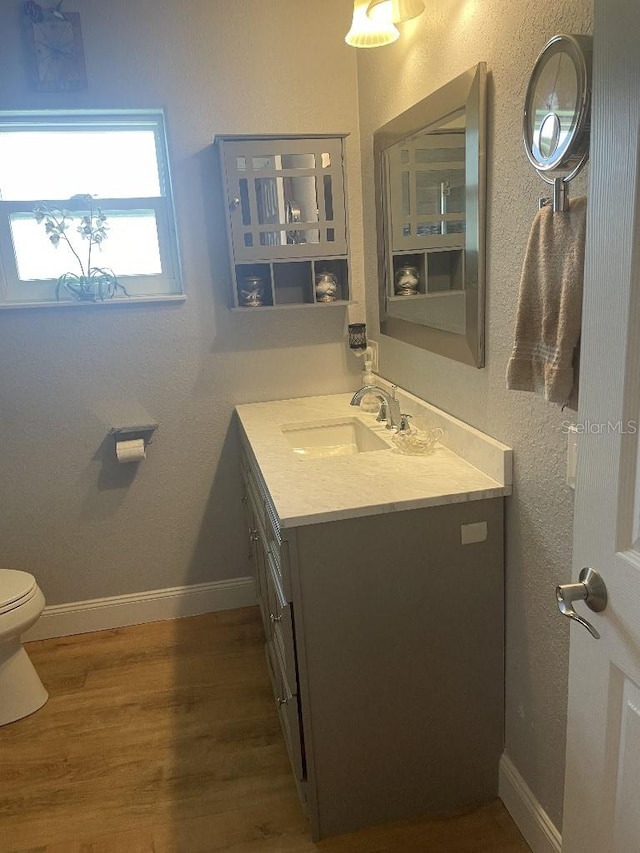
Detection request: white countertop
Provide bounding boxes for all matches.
[236,390,512,528]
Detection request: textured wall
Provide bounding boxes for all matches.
[355,0,592,828]
[0,0,363,602]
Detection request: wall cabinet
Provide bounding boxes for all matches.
[239,430,505,841]
[216,134,350,310]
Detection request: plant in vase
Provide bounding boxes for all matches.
[34,194,129,301]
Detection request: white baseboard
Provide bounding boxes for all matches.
[23,577,256,641]
[499,754,562,853]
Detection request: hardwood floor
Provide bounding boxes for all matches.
[0,608,529,852]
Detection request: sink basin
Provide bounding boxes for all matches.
[281,417,389,459]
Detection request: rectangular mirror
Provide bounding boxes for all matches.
[374,63,487,367]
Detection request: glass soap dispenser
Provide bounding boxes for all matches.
[359,349,381,413]
[347,323,380,414]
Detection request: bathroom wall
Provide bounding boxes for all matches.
[0,0,363,602]
[356,0,592,829]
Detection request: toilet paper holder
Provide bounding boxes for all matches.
[109,423,158,460]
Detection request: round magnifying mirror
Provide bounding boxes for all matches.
[523,34,592,177]
[538,112,561,160]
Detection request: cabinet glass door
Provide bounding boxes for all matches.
[223,138,347,260]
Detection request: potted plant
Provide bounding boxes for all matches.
[34,194,129,302]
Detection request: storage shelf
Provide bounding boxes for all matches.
[232,300,350,313]
[388,291,464,303]
[234,257,349,308]
[216,134,351,310]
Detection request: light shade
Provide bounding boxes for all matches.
[367,0,426,24]
[345,0,400,48]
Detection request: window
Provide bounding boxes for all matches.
[0,111,183,307]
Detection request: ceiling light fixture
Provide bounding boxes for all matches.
[367,0,426,24]
[345,0,400,48]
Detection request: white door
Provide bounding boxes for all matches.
[562,2,640,851]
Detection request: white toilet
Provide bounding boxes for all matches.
[0,570,48,726]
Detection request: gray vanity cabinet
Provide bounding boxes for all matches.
[216,134,350,310]
[240,442,306,794]
[239,432,505,841]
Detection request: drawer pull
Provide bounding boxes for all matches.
[270,613,282,624]
[277,696,288,707]
[249,528,259,542]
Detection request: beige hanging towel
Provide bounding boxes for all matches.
[506,196,587,409]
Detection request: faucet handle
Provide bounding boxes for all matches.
[376,400,388,423]
[398,413,412,433]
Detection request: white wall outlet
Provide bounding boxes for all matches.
[368,340,379,373]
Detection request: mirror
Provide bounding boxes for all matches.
[374,63,487,367]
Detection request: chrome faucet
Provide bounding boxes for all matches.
[350,385,402,430]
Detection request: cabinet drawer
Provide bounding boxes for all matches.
[253,542,270,638]
[241,453,267,535]
[265,640,304,782]
[240,439,292,599]
[266,550,297,691]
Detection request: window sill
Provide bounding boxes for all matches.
[0,294,187,310]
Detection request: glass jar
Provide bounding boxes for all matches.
[315,271,338,303]
[394,265,419,296]
[239,275,265,307]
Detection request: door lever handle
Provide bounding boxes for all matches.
[556,567,607,639]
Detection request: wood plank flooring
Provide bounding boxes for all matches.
[0,608,530,852]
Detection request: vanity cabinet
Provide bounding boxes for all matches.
[238,427,505,841]
[216,134,350,310]
[240,443,305,788]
